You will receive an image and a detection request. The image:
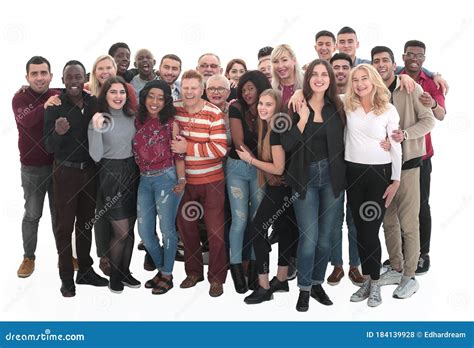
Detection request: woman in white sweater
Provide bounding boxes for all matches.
[344,64,402,307]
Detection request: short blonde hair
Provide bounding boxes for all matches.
[88,55,117,96]
[344,64,390,116]
[270,44,303,91]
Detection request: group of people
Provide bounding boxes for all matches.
[12,26,446,311]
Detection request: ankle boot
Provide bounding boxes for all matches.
[247,260,258,291]
[230,263,248,293]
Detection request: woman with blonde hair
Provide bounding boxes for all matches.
[270,44,304,108]
[237,89,298,304]
[344,64,402,308]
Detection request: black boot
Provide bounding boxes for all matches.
[247,260,258,291]
[230,263,248,294]
[311,284,333,306]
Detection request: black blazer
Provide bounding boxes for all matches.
[280,97,346,199]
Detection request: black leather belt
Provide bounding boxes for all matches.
[57,160,93,170]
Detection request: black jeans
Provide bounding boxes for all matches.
[250,185,298,275]
[419,157,432,254]
[346,162,391,280]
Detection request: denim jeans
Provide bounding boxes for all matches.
[226,157,263,264]
[330,195,360,267]
[21,164,57,260]
[293,159,343,290]
[137,167,182,275]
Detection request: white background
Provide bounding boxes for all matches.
[0,0,472,321]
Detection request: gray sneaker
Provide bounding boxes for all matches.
[379,268,402,286]
[393,276,419,299]
[350,279,370,302]
[367,281,382,307]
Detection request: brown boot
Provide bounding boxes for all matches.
[17,257,35,278]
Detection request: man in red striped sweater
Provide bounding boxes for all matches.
[172,69,228,297]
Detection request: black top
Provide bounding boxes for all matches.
[44,91,98,163]
[305,118,329,163]
[228,101,258,160]
[280,97,346,199]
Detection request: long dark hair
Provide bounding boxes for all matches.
[236,70,272,114]
[97,76,134,116]
[302,59,346,124]
[137,80,176,125]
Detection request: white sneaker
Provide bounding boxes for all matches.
[350,279,370,302]
[379,268,402,286]
[367,281,382,307]
[393,276,419,299]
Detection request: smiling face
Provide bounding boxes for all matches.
[242,81,258,106]
[403,46,425,75]
[352,68,373,99]
[63,64,85,99]
[113,47,130,75]
[145,87,165,117]
[206,76,230,108]
[309,63,330,93]
[372,52,396,83]
[26,63,52,94]
[258,58,272,83]
[159,58,181,85]
[272,52,296,82]
[95,58,117,85]
[181,77,203,109]
[257,94,277,121]
[331,59,351,89]
[106,82,127,110]
[135,50,156,77]
[197,55,222,82]
[227,63,246,84]
[315,35,336,61]
[337,33,359,60]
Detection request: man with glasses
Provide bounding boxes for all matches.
[197,53,236,101]
[400,40,446,277]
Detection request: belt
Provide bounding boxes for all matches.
[57,160,93,170]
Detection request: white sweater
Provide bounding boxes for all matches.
[345,104,402,181]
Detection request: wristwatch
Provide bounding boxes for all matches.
[402,130,408,141]
[178,177,186,184]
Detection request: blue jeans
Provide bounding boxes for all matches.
[21,164,57,260]
[330,195,360,267]
[293,159,343,290]
[226,157,263,264]
[137,167,182,275]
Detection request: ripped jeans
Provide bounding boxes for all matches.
[137,167,182,275]
[226,157,263,264]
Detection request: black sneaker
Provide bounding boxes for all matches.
[296,290,310,312]
[76,268,109,287]
[244,286,273,304]
[109,276,124,294]
[122,273,141,288]
[415,254,430,275]
[269,276,289,292]
[60,280,76,297]
[311,284,333,306]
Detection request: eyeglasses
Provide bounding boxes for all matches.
[404,52,425,60]
[206,87,228,94]
[199,63,220,69]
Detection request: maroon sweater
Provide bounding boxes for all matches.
[12,87,60,166]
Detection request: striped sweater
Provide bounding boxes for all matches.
[174,100,227,184]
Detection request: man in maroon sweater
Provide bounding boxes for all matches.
[12,56,61,278]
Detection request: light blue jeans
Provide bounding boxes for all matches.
[137,167,182,275]
[293,159,343,290]
[226,157,263,264]
[330,195,360,267]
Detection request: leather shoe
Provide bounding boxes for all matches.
[244,286,273,304]
[60,280,76,297]
[296,290,310,312]
[230,263,248,294]
[327,266,344,286]
[311,284,333,306]
[180,275,204,288]
[145,271,162,288]
[269,276,289,292]
[143,253,156,271]
[209,282,223,297]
